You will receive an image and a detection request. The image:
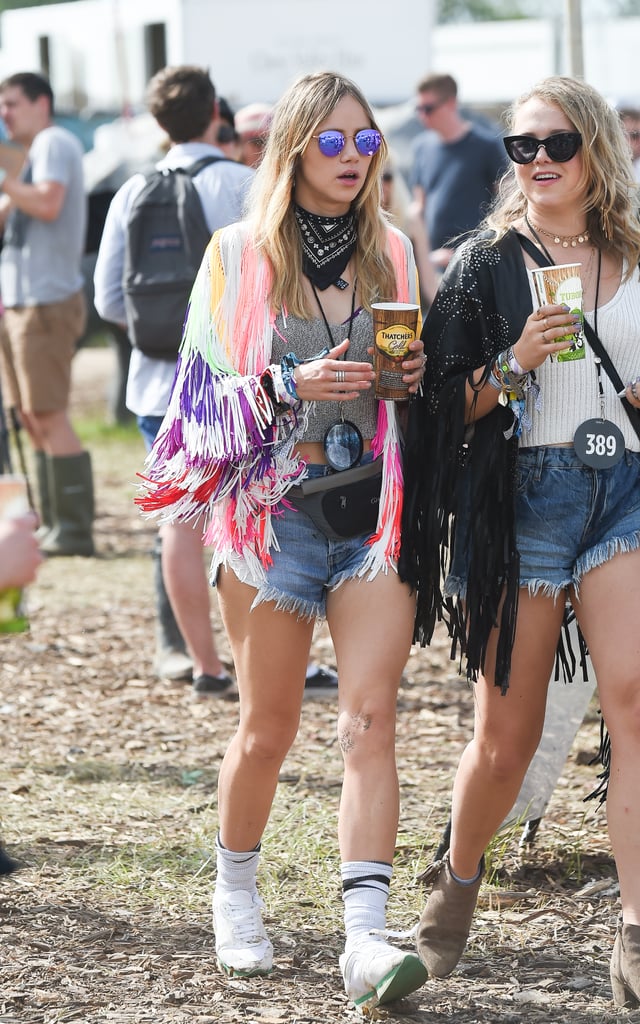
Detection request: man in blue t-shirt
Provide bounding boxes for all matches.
[410,72,506,273]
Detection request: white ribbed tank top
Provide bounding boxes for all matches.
[522,265,640,451]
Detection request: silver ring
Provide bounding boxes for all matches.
[542,329,548,343]
[336,369,345,384]
[631,378,639,400]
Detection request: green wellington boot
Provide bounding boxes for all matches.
[40,451,95,557]
[34,449,52,541]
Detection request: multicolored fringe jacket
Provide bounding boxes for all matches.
[137,220,419,592]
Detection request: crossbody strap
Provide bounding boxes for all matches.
[517,232,640,443]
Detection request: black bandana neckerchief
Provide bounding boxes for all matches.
[294,203,357,290]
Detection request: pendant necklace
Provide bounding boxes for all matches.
[310,279,364,471]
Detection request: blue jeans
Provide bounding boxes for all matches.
[137,414,164,454]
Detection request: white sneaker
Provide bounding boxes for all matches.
[212,889,273,977]
[340,937,428,1015]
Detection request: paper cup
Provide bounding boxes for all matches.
[0,475,30,633]
[0,474,29,519]
[530,263,584,362]
[371,302,420,401]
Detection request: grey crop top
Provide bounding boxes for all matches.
[271,307,379,442]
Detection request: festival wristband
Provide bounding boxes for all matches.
[261,364,299,408]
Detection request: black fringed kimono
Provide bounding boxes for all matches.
[399,227,587,694]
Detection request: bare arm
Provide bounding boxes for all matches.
[464,302,581,423]
[0,514,42,589]
[1,176,65,223]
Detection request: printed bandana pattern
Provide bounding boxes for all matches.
[294,204,357,290]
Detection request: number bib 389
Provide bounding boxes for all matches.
[573,418,625,468]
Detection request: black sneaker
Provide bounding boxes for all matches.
[303,664,339,700]
[0,844,20,876]
[192,673,237,699]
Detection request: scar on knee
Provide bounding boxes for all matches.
[338,712,372,754]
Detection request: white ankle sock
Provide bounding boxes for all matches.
[215,834,260,897]
[342,860,392,949]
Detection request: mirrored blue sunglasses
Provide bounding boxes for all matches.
[312,129,382,157]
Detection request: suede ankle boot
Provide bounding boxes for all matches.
[611,921,640,1008]
[416,850,484,978]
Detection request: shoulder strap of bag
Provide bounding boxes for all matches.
[186,155,233,179]
[516,231,640,443]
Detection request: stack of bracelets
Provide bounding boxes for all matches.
[486,346,540,438]
[259,353,304,417]
[488,346,529,404]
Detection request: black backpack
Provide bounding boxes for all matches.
[123,156,227,360]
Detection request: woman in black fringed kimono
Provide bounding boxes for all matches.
[399,76,640,1008]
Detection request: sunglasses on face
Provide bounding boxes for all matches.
[311,129,382,157]
[415,100,444,116]
[503,131,582,164]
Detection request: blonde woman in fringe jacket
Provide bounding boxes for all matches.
[139,71,428,1014]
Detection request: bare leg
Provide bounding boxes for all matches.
[449,591,565,878]
[573,548,640,926]
[22,409,83,456]
[160,520,224,679]
[416,591,567,979]
[216,568,314,851]
[328,572,429,1008]
[327,571,415,863]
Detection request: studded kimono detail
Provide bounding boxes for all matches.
[399,228,572,692]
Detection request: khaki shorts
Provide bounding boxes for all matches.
[1,290,87,413]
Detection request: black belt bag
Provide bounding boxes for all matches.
[287,458,383,541]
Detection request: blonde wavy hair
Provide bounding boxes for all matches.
[486,76,640,275]
[246,71,395,317]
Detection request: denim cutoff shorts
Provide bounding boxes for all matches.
[446,446,640,601]
[222,453,378,620]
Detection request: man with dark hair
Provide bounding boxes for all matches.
[410,71,506,272]
[0,71,93,556]
[0,71,54,110]
[145,65,217,142]
[94,65,252,696]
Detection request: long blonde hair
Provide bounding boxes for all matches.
[246,71,396,316]
[486,76,640,274]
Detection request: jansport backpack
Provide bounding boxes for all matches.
[123,156,227,360]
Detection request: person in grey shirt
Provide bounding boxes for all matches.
[95,65,252,697]
[0,72,92,557]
